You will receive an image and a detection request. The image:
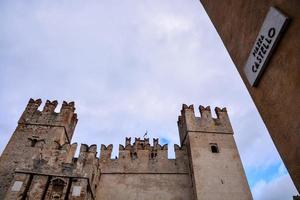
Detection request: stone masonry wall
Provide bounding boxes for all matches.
[0,99,78,199]
[178,104,253,200]
[96,138,193,200]
[199,0,300,192]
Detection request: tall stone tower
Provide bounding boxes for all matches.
[178,104,252,199]
[0,99,252,200]
[0,99,78,199]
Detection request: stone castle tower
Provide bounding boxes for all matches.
[0,99,252,200]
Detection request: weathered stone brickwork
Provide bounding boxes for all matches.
[198,0,300,192]
[97,137,192,200]
[178,105,252,199]
[0,99,252,200]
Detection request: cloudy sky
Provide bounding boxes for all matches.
[0,0,298,199]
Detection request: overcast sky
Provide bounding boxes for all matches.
[0,0,298,199]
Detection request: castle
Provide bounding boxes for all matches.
[0,99,252,200]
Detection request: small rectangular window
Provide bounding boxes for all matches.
[210,143,219,153]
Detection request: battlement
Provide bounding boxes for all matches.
[119,137,168,151]
[99,137,189,173]
[80,144,97,154]
[178,104,233,145]
[76,144,99,181]
[19,98,77,125]
[100,137,170,161]
[101,137,182,160]
[78,144,98,163]
[18,98,78,141]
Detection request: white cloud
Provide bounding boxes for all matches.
[253,173,298,200]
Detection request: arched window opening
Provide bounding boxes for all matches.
[50,178,65,200]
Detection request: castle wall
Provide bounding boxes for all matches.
[100,150,188,174]
[4,172,94,200]
[96,174,193,200]
[0,124,67,199]
[96,138,193,200]
[3,141,99,200]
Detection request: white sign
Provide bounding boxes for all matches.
[11,181,23,192]
[244,7,288,86]
[72,186,82,196]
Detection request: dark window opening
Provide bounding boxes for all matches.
[130,152,138,160]
[30,139,38,147]
[28,138,45,148]
[210,144,219,153]
[150,152,157,159]
[50,179,65,200]
[91,173,95,183]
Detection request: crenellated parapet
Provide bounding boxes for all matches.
[18,98,78,141]
[178,104,233,145]
[75,144,99,189]
[174,144,187,162]
[119,137,168,150]
[100,144,113,161]
[99,137,189,174]
[104,137,169,161]
[77,144,98,166]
